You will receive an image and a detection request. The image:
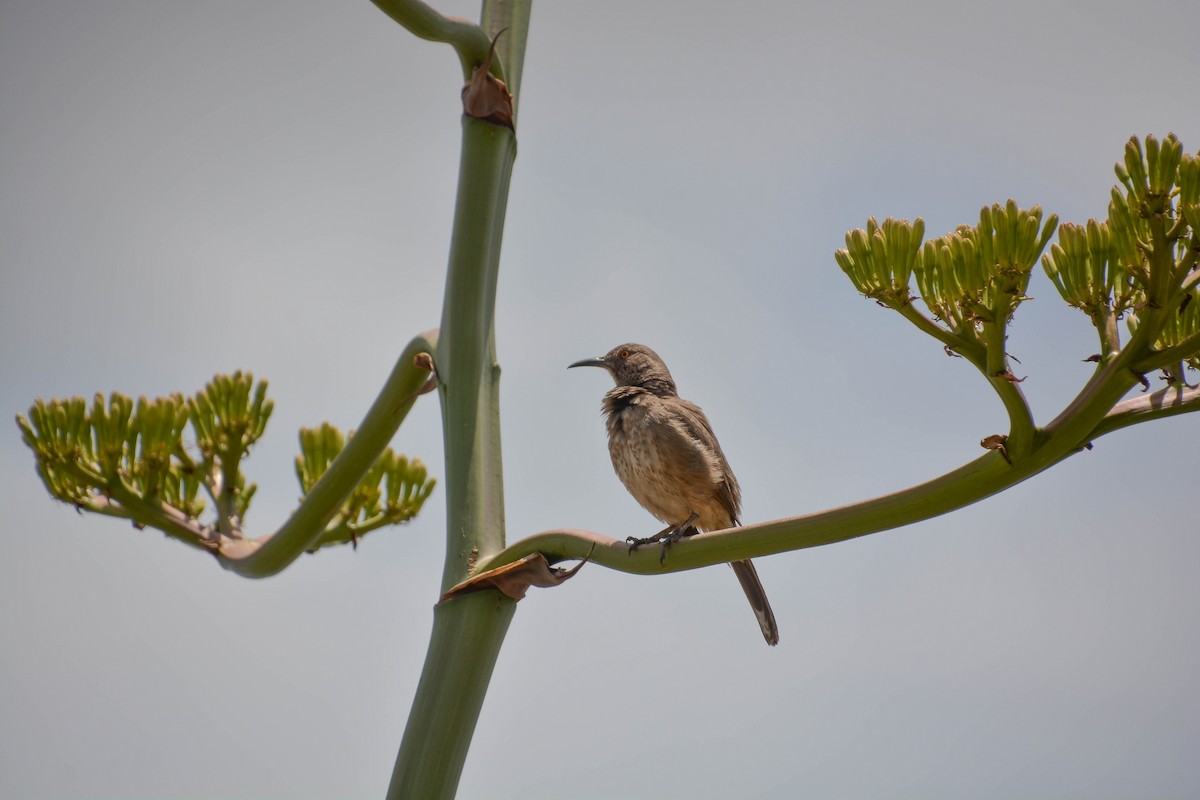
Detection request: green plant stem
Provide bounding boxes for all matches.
[982,296,1038,456]
[217,331,438,576]
[481,0,530,119]
[896,305,1036,455]
[102,474,213,548]
[987,374,1037,457]
[481,451,1016,574]
[1128,210,1180,344]
[386,114,517,800]
[382,0,527,771]
[983,311,1008,378]
[215,440,242,537]
[370,0,500,82]
[1134,330,1200,373]
[387,592,517,799]
[1170,244,1196,287]
[433,116,516,590]
[1090,383,1200,437]
[1094,307,1121,361]
[897,304,977,357]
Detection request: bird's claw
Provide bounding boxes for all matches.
[626,525,699,562]
[657,526,700,563]
[625,534,656,554]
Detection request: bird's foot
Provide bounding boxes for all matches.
[627,519,677,553]
[625,532,663,554]
[657,525,700,564]
[627,513,700,561]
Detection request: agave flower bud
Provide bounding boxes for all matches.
[1146,133,1183,199]
[835,216,923,308]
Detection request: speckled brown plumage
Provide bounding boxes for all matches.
[570,343,779,646]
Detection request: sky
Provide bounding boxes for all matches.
[2,1,1198,798]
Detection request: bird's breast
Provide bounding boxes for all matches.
[602,389,726,528]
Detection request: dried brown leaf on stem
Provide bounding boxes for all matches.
[413,352,440,394]
[980,433,1011,464]
[462,29,513,129]
[439,547,594,602]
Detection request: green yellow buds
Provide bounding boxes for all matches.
[839,135,1197,384]
[1102,134,1200,368]
[835,216,924,309]
[187,371,272,464]
[1042,219,1135,319]
[1176,152,1200,278]
[17,372,435,554]
[16,392,199,518]
[295,422,436,551]
[1161,291,1200,373]
[1114,134,1185,208]
[840,201,1055,345]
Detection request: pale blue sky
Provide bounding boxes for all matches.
[2,1,1198,798]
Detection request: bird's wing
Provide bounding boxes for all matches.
[669,398,742,526]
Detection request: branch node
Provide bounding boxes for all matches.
[461,29,513,129]
[992,369,1026,383]
[413,352,442,393]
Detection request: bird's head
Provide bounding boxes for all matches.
[568,343,677,396]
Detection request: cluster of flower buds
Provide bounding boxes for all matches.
[1041,219,1136,323]
[837,202,1057,359]
[17,371,434,549]
[295,422,435,551]
[838,135,1199,382]
[1043,135,1199,375]
[835,216,924,310]
[188,373,272,466]
[917,201,1057,338]
[183,372,273,521]
[18,391,208,521]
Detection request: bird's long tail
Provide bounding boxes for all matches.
[730,559,779,646]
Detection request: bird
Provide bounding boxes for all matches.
[569,343,779,646]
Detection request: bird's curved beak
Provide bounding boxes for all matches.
[568,356,608,370]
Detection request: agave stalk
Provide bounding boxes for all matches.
[370,1,529,797]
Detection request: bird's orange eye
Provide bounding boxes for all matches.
[619,349,630,359]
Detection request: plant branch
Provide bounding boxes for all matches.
[217,331,438,577]
[899,302,1036,457]
[896,304,979,361]
[1089,383,1200,438]
[1094,306,1122,362]
[481,450,1014,575]
[100,473,215,550]
[478,376,1200,577]
[986,371,1037,457]
[370,0,501,82]
[1132,330,1200,375]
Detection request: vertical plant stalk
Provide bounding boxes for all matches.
[386,0,528,793]
[432,115,516,593]
[388,591,515,799]
[481,1,530,120]
[387,117,517,800]
[387,116,517,800]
